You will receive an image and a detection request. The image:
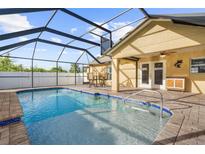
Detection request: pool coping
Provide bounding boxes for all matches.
[65,87,173,116]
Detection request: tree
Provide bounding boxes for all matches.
[50,66,67,72]
[32,66,47,72]
[0,57,13,71]
[0,57,25,72]
[0,56,69,72]
[69,64,80,73]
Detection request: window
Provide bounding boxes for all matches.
[107,66,112,80]
[142,64,149,84]
[191,58,205,73]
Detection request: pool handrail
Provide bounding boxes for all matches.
[123,89,164,118]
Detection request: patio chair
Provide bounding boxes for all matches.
[99,72,108,87]
[87,73,98,87]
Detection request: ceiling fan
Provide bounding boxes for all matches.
[160,51,177,57]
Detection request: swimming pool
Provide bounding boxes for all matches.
[17,88,171,145]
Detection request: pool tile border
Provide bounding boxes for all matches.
[64,87,173,116]
[0,117,21,126]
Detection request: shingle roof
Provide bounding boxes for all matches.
[151,13,205,27]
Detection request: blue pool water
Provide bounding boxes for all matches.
[17,88,171,145]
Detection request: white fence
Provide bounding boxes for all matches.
[0,72,85,89]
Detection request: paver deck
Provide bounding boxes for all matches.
[0,92,29,145]
[0,85,205,145]
[0,122,29,145]
[0,92,23,122]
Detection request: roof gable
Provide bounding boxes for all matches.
[106,19,205,58]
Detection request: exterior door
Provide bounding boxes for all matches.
[139,61,166,90]
[153,62,165,89]
[139,63,151,88]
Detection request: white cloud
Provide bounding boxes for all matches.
[96,53,101,57]
[0,14,33,33]
[63,51,67,55]
[50,37,62,43]
[70,28,77,34]
[88,21,134,43]
[88,22,108,42]
[111,22,134,43]
[19,36,29,42]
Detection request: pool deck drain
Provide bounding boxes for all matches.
[1,85,205,145]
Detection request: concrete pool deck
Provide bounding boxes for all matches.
[0,85,205,145]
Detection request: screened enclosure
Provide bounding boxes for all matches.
[0,8,150,89]
[1,8,200,89]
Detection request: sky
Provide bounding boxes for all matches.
[0,8,205,70]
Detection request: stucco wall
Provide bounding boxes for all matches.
[94,50,205,93]
[119,59,137,88]
[138,49,205,93]
[90,59,137,88]
[166,50,205,94]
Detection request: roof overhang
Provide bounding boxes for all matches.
[103,12,205,57]
[103,18,152,56]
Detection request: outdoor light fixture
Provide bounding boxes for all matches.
[160,52,166,58]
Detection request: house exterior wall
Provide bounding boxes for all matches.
[119,59,137,88]
[107,20,205,93]
[109,20,205,93]
[91,49,205,93]
[166,50,205,93]
[89,59,137,89]
[111,58,137,91]
[138,49,205,93]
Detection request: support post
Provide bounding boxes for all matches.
[56,62,58,86]
[111,58,119,91]
[135,58,140,89]
[82,64,84,85]
[74,64,77,85]
[31,59,34,88]
[31,42,38,88]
